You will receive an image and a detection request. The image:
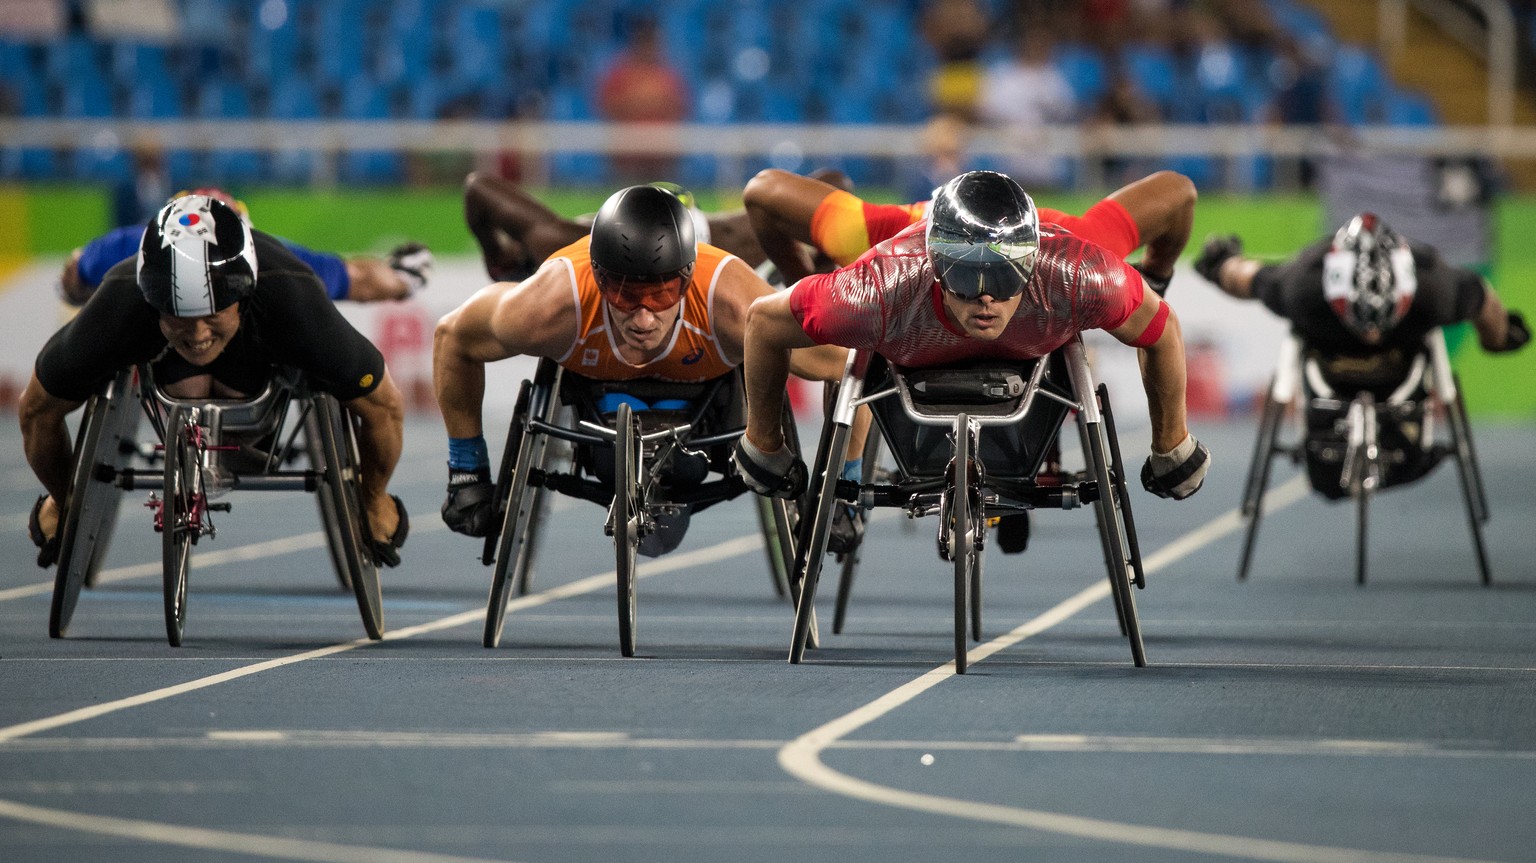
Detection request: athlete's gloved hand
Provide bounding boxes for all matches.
[388,242,434,295]
[368,495,410,568]
[1193,234,1243,285]
[441,467,496,537]
[29,494,59,568]
[733,436,807,499]
[1141,434,1210,500]
[1503,310,1529,352]
[1133,264,1172,297]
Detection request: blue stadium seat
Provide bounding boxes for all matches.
[1329,45,1388,124]
[195,80,254,119]
[266,76,321,184]
[1384,88,1439,126]
[245,3,306,92]
[446,2,507,92]
[1122,44,1178,109]
[125,78,182,119]
[313,0,370,90]
[1053,44,1107,106]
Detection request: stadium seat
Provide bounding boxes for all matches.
[1384,88,1439,127]
[1329,45,1388,124]
[1053,43,1107,106]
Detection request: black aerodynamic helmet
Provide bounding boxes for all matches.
[1322,212,1417,341]
[589,184,697,284]
[137,194,257,317]
[925,170,1040,301]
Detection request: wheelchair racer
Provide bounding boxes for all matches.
[60,188,433,307]
[735,170,1211,506]
[21,195,409,569]
[435,184,846,556]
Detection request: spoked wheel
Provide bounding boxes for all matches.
[305,408,352,591]
[314,396,384,640]
[1078,415,1126,636]
[1098,385,1145,590]
[50,370,137,638]
[969,549,983,643]
[612,402,643,657]
[483,382,545,648]
[1447,381,1492,585]
[161,408,201,647]
[513,404,563,597]
[1345,394,1377,587]
[948,414,978,673]
[788,418,847,664]
[756,495,791,598]
[1238,391,1286,581]
[833,431,882,635]
[1086,417,1145,667]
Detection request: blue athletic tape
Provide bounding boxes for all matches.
[841,458,862,483]
[448,435,489,471]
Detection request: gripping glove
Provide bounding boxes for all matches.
[387,242,434,295]
[29,494,60,568]
[1141,434,1210,500]
[441,467,496,537]
[733,436,807,499]
[1193,234,1243,285]
[1503,310,1530,352]
[367,495,410,568]
[1132,264,1172,298]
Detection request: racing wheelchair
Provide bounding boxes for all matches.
[1237,330,1490,585]
[786,336,1148,673]
[480,358,805,656]
[48,365,385,646]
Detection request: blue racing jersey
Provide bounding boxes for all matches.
[76,225,352,301]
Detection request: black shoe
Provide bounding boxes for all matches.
[827,505,865,556]
[29,495,60,569]
[367,495,410,568]
[996,512,1030,555]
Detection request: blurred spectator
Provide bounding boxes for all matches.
[920,0,991,121]
[1262,34,1343,189]
[905,112,974,201]
[976,26,1076,190]
[596,14,690,183]
[111,140,172,228]
[1089,64,1163,187]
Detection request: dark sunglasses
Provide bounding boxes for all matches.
[596,272,689,314]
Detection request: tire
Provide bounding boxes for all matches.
[833,431,882,635]
[613,402,642,657]
[789,421,847,664]
[161,408,199,647]
[759,402,804,602]
[50,370,135,638]
[1448,381,1492,585]
[314,396,383,640]
[1237,393,1286,582]
[305,409,352,591]
[950,415,975,673]
[483,383,545,648]
[1087,418,1146,667]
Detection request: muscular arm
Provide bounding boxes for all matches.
[743,169,836,286]
[18,372,83,507]
[432,264,577,439]
[344,369,405,536]
[1108,290,1190,453]
[1471,280,1512,351]
[1107,170,1197,280]
[702,211,768,269]
[743,290,821,453]
[463,172,587,282]
[1209,255,1264,300]
[59,249,92,306]
[711,258,848,382]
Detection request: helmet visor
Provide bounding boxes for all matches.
[595,266,691,313]
[929,239,1035,301]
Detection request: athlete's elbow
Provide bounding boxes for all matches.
[743,169,791,211]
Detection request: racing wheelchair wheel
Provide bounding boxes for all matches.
[948,415,979,673]
[1447,379,1492,585]
[312,395,384,640]
[612,402,643,657]
[484,378,546,648]
[1237,381,1287,582]
[832,431,882,635]
[1083,410,1146,668]
[788,401,846,664]
[50,369,139,638]
[304,407,352,592]
[161,406,201,647]
[757,401,805,603]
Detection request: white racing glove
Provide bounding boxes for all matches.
[1141,433,1210,500]
[733,436,807,499]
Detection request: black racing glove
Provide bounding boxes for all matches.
[29,494,59,568]
[1133,264,1172,298]
[1141,434,1211,500]
[732,437,807,499]
[1503,310,1529,352]
[441,466,496,537]
[1193,234,1243,285]
[387,242,434,295]
[368,495,410,568]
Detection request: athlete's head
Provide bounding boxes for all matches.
[138,195,256,365]
[590,185,697,353]
[927,171,1039,340]
[172,187,250,221]
[1323,213,1416,344]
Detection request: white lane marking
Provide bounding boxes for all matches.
[777,477,1506,863]
[0,798,523,863]
[0,533,764,743]
[0,780,248,794]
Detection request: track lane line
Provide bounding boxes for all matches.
[773,477,1505,863]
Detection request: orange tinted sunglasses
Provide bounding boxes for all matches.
[597,272,689,314]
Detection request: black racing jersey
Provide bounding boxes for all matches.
[36,230,385,403]
[1250,236,1486,358]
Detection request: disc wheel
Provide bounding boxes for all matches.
[161,409,199,647]
[613,402,642,657]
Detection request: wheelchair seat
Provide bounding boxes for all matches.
[1300,345,1438,499]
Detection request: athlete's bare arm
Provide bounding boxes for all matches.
[1104,171,1197,282]
[343,257,412,302]
[345,369,406,541]
[17,374,84,535]
[741,290,821,454]
[1107,289,1190,453]
[1472,281,1513,351]
[711,258,847,382]
[433,262,580,439]
[463,172,587,282]
[743,169,838,286]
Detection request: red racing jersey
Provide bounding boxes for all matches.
[789,220,1144,367]
[809,189,1142,266]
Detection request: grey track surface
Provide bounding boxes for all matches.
[1,413,1533,863]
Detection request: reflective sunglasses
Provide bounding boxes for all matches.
[929,240,1035,302]
[596,270,689,314]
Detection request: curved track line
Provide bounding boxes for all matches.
[774,477,1503,863]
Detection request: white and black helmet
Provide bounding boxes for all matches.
[1322,212,1417,341]
[137,194,257,317]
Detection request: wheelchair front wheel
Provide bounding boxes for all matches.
[949,415,978,673]
[314,396,384,640]
[50,370,136,638]
[161,409,199,647]
[613,402,642,657]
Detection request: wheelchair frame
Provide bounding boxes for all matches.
[787,336,1148,673]
[1238,330,1491,585]
[48,365,384,645]
[480,358,803,656]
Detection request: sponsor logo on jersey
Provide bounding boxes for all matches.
[680,347,705,365]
